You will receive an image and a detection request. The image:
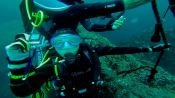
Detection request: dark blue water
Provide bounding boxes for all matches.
[101,1,175,43]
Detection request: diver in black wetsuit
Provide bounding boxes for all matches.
[5,0,170,98]
[5,31,170,98]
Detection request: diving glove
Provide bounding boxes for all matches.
[151,43,171,52]
[111,16,126,30]
[5,33,30,67]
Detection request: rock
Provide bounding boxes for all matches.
[77,24,175,98]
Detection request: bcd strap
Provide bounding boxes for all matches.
[8,71,36,80]
[30,89,45,98]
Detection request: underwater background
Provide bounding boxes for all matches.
[0,0,174,98]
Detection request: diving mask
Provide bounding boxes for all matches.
[50,34,82,57]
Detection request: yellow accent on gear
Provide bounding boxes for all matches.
[8,71,36,80]
[54,57,59,77]
[36,47,53,69]
[25,0,47,28]
[43,81,52,92]
[30,89,45,98]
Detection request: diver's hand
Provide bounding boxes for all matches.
[151,43,171,52]
[111,16,126,30]
[5,33,30,62]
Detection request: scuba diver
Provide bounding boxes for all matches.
[5,31,170,98]
[5,0,170,98]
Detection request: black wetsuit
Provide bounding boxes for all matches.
[9,42,150,98]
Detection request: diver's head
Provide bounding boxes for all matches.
[50,32,82,58]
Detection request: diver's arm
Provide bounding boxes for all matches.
[54,0,152,22]
[123,0,152,9]
[96,46,150,56]
[9,65,53,97]
[5,33,52,97]
[96,43,170,56]
[54,1,125,22]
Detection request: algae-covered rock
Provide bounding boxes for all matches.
[77,24,175,98]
